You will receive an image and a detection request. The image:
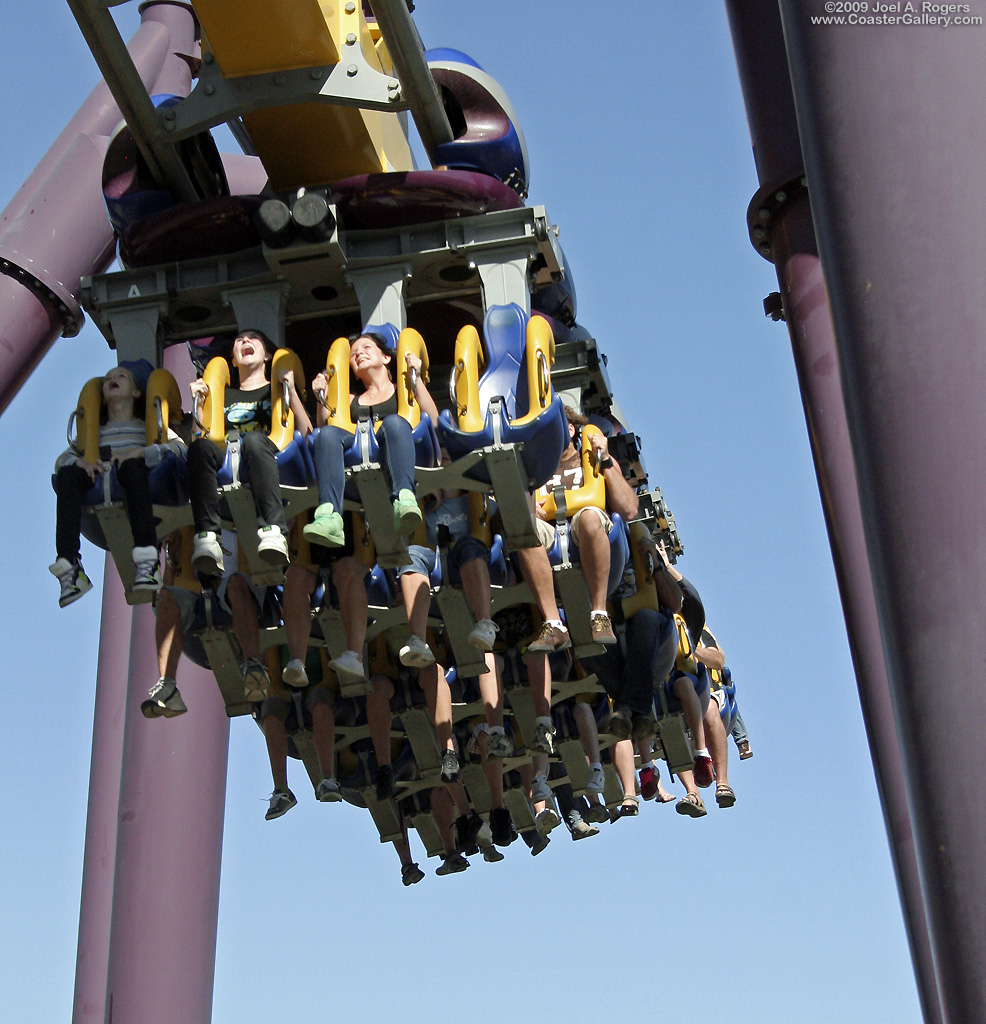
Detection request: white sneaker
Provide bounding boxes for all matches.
[191,531,224,575]
[329,650,365,686]
[467,618,498,651]
[282,658,308,688]
[535,807,560,836]
[49,557,92,608]
[399,634,435,668]
[241,657,270,703]
[131,545,161,591]
[530,773,552,804]
[257,524,289,566]
[531,721,556,755]
[585,765,606,794]
[486,728,513,759]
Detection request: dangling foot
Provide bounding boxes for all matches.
[49,557,92,608]
[131,546,162,592]
[392,488,422,537]
[141,677,187,719]
[303,502,345,548]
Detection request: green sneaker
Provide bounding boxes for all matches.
[393,488,422,537]
[303,502,345,547]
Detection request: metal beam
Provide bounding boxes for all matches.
[65,0,199,201]
[367,0,455,162]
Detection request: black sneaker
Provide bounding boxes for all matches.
[440,747,460,783]
[375,764,395,801]
[454,811,484,854]
[489,807,516,847]
[141,677,187,719]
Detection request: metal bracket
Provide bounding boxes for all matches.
[105,300,166,365]
[166,48,408,143]
[344,263,410,329]
[222,282,290,348]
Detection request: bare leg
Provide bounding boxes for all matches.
[263,713,289,790]
[613,739,636,801]
[575,510,610,611]
[419,662,453,750]
[515,544,561,621]
[447,780,471,817]
[283,565,316,662]
[367,674,395,766]
[674,676,707,752]
[430,786,456,854]
[478,730,504,810]
[477,653,504,729]
[529,751,549,813]
[155,588,183,678]
[333,556,369,653]
[459,557,492,620]
[705,701,730,789]
[573,701,601,763]
[400,571,431,638]
[225,573,261,660]
[678,767,699,799]
[311,701,336,781]
[523,649,552,719]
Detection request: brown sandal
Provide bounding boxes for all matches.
[676,792,707,818]
[716,784,736,808]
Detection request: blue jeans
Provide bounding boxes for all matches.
[312,414,416,507]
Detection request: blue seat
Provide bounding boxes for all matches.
[437,304,568,489]
[309,321,441,477]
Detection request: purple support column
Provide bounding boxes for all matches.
[104,339,230,1024]
[72,556,131,1024]
[724,7,943,1022]
[104,605,229,1024]
[776,6,986,1021]
[0,1,197,413]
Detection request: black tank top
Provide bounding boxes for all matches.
[350,390,399,423]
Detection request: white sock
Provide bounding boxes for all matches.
[695,747,710,759]
[536,716,552,729]
[589,761,602,771]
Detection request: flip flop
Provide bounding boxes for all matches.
[716,784,736,808]
[657,789,676,804]
[676,792,707,818]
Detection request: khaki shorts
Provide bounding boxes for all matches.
[535,505,613,549]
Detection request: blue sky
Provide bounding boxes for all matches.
[0,3,921,1023]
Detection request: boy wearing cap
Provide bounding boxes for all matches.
[50,359,183,607]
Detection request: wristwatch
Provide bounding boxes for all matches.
[597,454,613,469]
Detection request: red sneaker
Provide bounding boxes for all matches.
[693,754,715,789]
[639,765,659,801]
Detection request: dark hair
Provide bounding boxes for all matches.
[227,329,274,387]
[349,331,396,386]
[99,366,146,425]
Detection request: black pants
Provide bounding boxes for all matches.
[55,460,157,561]
[579,608,678,715]
[187,432,286,534]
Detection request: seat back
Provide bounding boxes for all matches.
[477,303,527,420]
[537,424,606,520]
